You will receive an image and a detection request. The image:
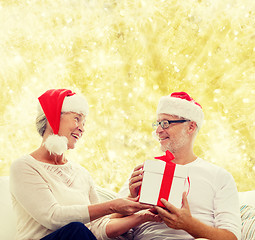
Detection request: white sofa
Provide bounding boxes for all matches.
[1,176,255,240]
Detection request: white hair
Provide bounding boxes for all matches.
[36,113,47,137]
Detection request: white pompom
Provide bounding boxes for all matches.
[43,135,68,155]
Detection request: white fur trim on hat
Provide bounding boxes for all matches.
[43,135,68,155]
[62,94,89,115]
[157,96,204,129]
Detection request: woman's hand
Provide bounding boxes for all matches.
[129,163,144,198]
[111,196,153,216]
[135,208,162,223]
[106,207,162,238]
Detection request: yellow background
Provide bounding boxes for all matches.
[1,0,255,192]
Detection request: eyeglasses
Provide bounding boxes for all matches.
[152,120,190,130]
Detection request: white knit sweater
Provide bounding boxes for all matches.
[10,155,110,240]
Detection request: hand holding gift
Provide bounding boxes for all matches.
[155,193,192,230]
[128,163,144,198]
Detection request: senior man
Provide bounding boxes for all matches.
[119,92,241,240]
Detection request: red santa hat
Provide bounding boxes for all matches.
[38,89,89,155]
[157,92,204,129]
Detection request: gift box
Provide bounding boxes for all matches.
[139,151,189,208]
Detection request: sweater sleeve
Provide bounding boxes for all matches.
[10,158,90,231]
[213,169,242,240]
[85,170,113,240]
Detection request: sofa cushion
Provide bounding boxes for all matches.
[239,191,255,207]
[240,205,255,240]
[95,185,117,202]
[0,176,16,240]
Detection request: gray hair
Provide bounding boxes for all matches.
[36,113,47,137]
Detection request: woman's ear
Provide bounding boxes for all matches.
[44,121,54,135]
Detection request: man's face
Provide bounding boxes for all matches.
[156,114,190,153]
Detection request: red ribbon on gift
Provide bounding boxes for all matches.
[154,150,176,207]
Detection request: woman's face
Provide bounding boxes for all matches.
[58,112,86,149]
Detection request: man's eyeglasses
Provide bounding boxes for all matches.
[152,120,190,130]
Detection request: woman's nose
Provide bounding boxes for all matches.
[78,123,84,133]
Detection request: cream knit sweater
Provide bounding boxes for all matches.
[10,155,110,240]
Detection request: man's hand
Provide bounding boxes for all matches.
[155,192,192,230]
[155,193,237,240]
[129,163,144,198]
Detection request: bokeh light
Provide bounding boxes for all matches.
[1,0,255,192]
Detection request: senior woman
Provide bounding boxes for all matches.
[10,89,160,240]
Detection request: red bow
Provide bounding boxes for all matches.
[154,150,175,163]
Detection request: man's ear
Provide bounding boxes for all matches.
[188,121,197,134]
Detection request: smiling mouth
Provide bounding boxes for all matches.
[159,137,169,141]
[71,133,80,139]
